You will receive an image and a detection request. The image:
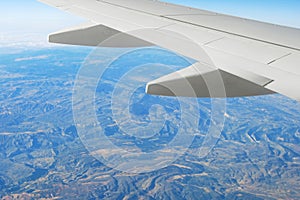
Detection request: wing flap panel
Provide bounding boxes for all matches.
[146,62,274,98]
[266,79,300,102]
[270,53,300,76]
[49,23,153,47]
[206,47,300,101]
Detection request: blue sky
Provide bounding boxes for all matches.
[0,0,299,47]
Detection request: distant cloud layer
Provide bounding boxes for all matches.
[0,32,58,53]
[14,55,49,62]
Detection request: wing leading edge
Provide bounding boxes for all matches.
[39,0,300,102]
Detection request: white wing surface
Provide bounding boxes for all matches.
[39,0,300,101]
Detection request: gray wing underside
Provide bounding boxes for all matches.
[39,0,300,102]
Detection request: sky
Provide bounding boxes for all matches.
[0,0,299,47]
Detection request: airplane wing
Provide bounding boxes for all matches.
[39,0,300,102]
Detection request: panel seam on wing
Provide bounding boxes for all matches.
[267,53,292,65]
